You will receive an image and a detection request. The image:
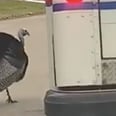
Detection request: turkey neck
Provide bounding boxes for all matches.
[18,33,24,47]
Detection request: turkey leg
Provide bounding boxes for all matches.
[6,88,18,103]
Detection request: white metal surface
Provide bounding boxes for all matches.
[46,6,56,88]
[46,0,116,87]
[101,10,116,58]
[53,11,102,86]
[45,0,103,87]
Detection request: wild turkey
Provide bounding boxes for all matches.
[0,28,29,103]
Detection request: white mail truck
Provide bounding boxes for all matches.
[44,0,116,115]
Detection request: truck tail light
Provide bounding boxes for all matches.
[66,0,82,4]
[46,0,52,6]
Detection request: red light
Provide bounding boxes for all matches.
[67,0,82,4]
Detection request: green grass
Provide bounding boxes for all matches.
[0,0,45,20]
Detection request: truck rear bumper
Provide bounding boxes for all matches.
[44,89,116,116]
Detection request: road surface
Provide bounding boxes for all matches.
[0,15,49,116]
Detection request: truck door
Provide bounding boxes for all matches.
[51,0,102,87]
[99,0,116,84]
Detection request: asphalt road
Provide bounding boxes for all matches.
[0,15,49,116]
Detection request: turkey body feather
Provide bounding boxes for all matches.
[0,32,28,92]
